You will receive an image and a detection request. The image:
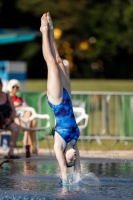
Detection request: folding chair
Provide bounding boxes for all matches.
[0,106,50,157]
[73,107,89,150]
[15,106,50,153]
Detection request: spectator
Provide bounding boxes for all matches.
[0,78,20,159]
[7,79,37,154]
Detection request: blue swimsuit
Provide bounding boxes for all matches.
[47,88,80,144]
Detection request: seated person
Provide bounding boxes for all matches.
[0,78,20,159]
[7,79,37,154]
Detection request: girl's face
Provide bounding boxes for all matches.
[65,148,76,167]
[12,85,19,95]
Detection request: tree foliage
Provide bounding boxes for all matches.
[0,0,133,79]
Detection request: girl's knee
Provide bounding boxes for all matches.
[56,57,63,65]
[10,123,20,134]
[14,127,19,135]
[47,56,57,66]
[32,119,36,127]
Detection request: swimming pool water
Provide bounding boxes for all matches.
[0,156,133,200]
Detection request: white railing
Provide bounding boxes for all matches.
[1,91,133,153]
[38,91,133,144]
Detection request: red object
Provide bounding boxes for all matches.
[11,96,23,103]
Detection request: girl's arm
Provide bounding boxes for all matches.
[4,94,17,126]
[8,95,16,119]
[54,144,68,183]
[74,143,81,177]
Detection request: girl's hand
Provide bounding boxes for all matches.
[14,101,22,107]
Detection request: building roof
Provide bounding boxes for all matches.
[0,29,41,44]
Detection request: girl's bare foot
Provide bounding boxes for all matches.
[47,12,53,29]
[40,13,48,33]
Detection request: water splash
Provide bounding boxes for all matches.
[59,172,100,186]
[81,172,100,185]
[58,173,81,186]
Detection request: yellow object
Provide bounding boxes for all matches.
[54,28,62,40]
[79,42,89,51]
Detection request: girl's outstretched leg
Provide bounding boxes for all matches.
[40,13,63,105]
[47,12,71,96]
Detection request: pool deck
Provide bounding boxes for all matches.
[0,147,133,162]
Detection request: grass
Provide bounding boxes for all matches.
[26,79,133,92]
[19,79,133,151]
[17,138,133,151]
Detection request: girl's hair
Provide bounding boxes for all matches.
[66,163,75,168]
[0,78,2,85]
[7,79,21,92]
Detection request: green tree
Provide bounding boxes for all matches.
[0,0,133,78]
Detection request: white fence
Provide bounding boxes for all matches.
[1,91,133,152]
[37,91,133,146]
